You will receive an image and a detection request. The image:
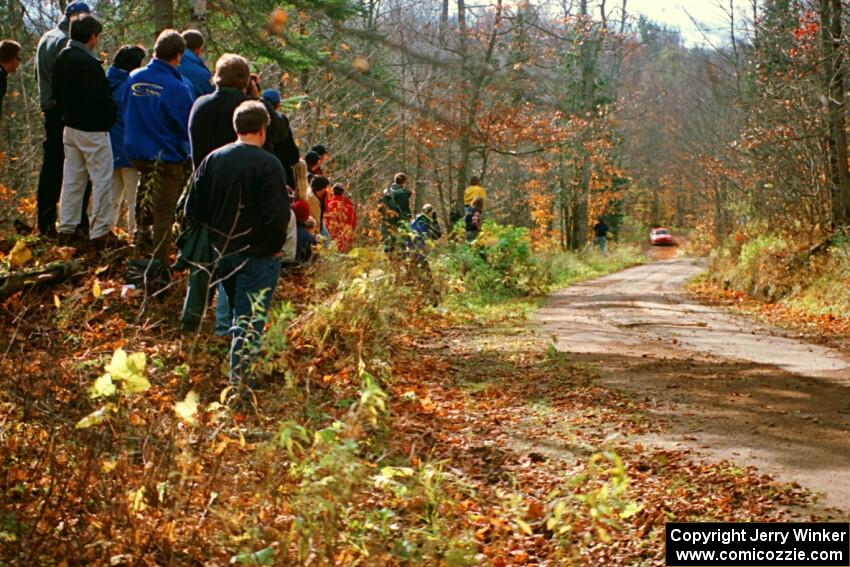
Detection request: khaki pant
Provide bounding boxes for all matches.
[112,167,140,234]
[58,127,114,239]
[132,160,186,262]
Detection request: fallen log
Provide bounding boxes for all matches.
[0,259,85,298]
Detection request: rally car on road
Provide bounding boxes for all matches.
[650,227,675,246]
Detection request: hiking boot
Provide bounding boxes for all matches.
[132,227,154,254]
[57,228,87,247]
[90,232,125,251]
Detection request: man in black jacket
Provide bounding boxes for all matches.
[52,15,118,248]
[188,53,298,336]
[188,53,299,184]
[183,100,289,388]
[35,1,91,237]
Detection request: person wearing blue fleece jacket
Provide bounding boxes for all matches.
[124,29,194,263]
[107,45,145,233]
[177,30,213,99]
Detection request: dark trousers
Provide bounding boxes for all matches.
[132,160,186,263]
[217,254,281,386]
[37,107,89,234]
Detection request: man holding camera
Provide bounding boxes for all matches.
[189,54,298,183]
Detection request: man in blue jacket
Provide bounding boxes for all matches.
[177,29,213,99]
[124,29,194,263]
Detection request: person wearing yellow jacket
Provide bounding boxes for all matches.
[463,176,487,207]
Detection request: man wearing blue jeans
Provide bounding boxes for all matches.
[182,100,290,389]
[593,217,609,257]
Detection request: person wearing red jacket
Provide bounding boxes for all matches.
[325,183,357,252]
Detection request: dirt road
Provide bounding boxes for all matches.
[537,258,850,514]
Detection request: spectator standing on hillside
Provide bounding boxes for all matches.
[593,217,609,256]
[189,54,257,167]
[35,1,91,237]
[310,143,328,170]
[307,175,330,236]
[177,29,213,99]
[189,56,298,184]
[463,176,487,207]
[52,15,119,249]
[292,160,309,201]
[304,150,322,181]
[411,203,442,242]
[380,172,412,251]
[0,40,21,119]
[182,100,289,389]
[465,197,484,242]
[261,88,281,110]
[325,183,357,252]
[291,200,317,264]
[124,29,194,262]
[107,45,145,233]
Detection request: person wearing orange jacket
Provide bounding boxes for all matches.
[325,183,357,252]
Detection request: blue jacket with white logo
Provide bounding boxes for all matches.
[177,50,213,99]
[123,58,193,164]
[107,66,132,169]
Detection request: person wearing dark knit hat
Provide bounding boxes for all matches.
[261,88,281,110]
[291,200,317,263]
[310,143,328,166]
[304,150,322,179]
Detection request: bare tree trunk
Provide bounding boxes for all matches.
[819,0,850,227]
[154,0,174,35]
[454,0,503,217]
[440,0,449,44]
[569,0,596,249]
[827,0,850,226]
[190,0,207,27]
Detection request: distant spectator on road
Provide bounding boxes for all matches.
[593,217,609,256]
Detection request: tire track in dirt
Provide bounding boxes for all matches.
[537,258,850,514]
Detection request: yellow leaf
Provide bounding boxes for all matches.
[101,459,117,473]
[105,349,146,380]
[127,486,147,513]
[174,391,199,424]
[419,397,436,412]
[92,279,102,299]
[121,372,151,395]
[90,373,117,399]
[9,240,32,267]
[75,404,113,429]
[54,294,61,309]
